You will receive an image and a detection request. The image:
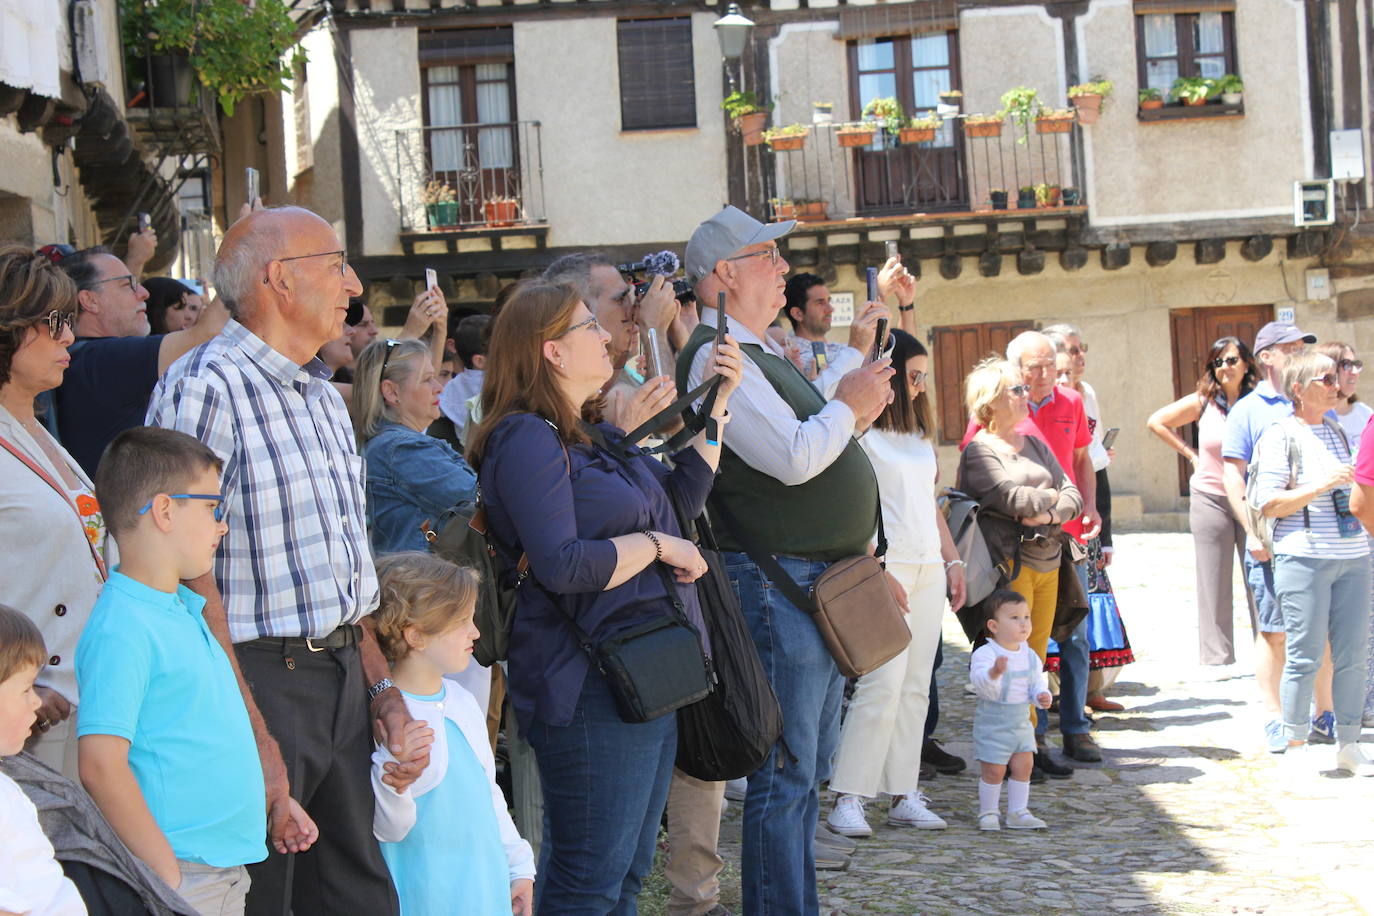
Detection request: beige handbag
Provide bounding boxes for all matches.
[714,499,911,678]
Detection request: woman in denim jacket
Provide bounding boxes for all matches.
[354,337,477,554]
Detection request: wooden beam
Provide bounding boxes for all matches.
[1017,248,1046,275]
[1194,238,1227,265]
[1101,243,1131,271]
[978,250,1003,277]
[1059,246,1088,271]
[938,253,962,280]
[1145,240,1177,267]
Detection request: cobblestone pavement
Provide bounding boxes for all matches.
[700,533,1374,915]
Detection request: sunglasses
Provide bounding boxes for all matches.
[1339,359,1365,372]
[1008,384,1031,397]
[379,338,402,376]
[908,369,927,387]
[43,309,76,340]
[1314,374,1339,388]
[1212,355,1242,369]
[137,493,227,523]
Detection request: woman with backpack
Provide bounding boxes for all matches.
[1250,352,1373,775]
[826,330,967,838]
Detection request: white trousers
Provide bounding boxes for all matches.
[829,561,946,798]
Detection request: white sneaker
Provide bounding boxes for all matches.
[1335,742,1374,777]
[1005,809,1048,829]
[1362,711,1374,729]
[826,794,872,837]
[978,812,1001,831]
[724,777,747,802]
[887,793,948,830]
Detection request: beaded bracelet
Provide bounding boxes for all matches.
[643,530,663,562]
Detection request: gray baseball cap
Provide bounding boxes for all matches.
[1253,321,1316,353]
[685,206,795,284]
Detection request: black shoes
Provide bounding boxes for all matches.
[1062,732,1103,763]
[1034,749,1074,779]
[922,739,967,775]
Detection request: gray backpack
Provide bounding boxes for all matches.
[939,488,1000,607]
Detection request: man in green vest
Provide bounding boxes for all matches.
[679,206,900,916]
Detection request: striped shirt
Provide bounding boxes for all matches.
[146,320,377,642]
[1253,416,1369,561]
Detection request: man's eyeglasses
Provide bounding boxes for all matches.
[724,247,780,267]
[560,315,603,337]
[1008,384,1031,397]
[1339,359,1365,372]
[42,309,75,340]
[908,369,927,387]
[262,250,348,284]
[1314,374,1340,388]
[90,273,137,294]
[1212,355,1242,369]
[137,494,227,523]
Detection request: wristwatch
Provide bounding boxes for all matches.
[367,677,395,702]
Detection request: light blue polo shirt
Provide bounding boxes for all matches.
[1221,380,1294,465]
[76,572,266,867]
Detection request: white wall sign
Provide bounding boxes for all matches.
[830,291,855,327]
[1277,306,1295,323]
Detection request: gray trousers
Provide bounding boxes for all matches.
[1190,489,1258,665]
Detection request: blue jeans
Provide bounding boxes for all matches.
[1245,553,1284,633]
[527,671,676,915]
[724,553,843,916]
[1273,554,1372,745]
[1038,561,1093,737]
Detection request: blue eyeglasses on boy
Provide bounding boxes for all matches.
[136,493,227,523]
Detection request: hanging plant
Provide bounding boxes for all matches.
[120,0,305,116]
[861,96,905,134]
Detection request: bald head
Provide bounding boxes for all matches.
[1006,331,1057,401]
[213,206,330,316]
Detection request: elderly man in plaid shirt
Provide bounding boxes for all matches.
[147,206,427,916]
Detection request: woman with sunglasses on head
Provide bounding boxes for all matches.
[827,330,967,839]
[1147,337,1262,666]
[1317,341,1374,729]
[466,281,742,914]
[1251,353,1373,775]
[0,244,112,780]
[957,358,1082,770]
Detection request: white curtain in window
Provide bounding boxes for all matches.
[1195,13,1224,54]
[1142,15,1179,93]
[856,38,895,72]
[476,63,512,169]
[427,66,464,173]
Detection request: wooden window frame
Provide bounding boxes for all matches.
[616,16,698,133]
[930,319,1035,445]
[1134,11,1238,91]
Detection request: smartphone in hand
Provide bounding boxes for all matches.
[138,212,151,233]
[886,240,899,261]
[866,266,879,303]
[1101,427,1120,450]
[245,167,260,207]
[870,317,888,364]
[425,268,438,291]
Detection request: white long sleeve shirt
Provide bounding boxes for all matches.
[687,307,859,486]
[969,641,1048,704]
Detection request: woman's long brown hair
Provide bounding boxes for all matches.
[466,280,599,470]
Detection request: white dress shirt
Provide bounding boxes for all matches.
[687,308,858,486]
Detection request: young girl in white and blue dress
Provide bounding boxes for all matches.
[370,552,535,916]
[969,589,1053,832]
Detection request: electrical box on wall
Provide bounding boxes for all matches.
[1305,268,1330,302]
[1331,129,1366,181]
[1294,179,1335,227]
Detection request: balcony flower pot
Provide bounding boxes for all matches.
[796,200,830,222]
[989,189,1008,211]
[898,126,938,145]
[1183,96,1208,107]
[836,126,877,148]
[1036,185,1061,208]
[1061,187,1082,206]
[737,111,768,146]
[1016,187,1037,210]
[1070,93,1102,124]
[1139,98,1165,111]
[147,53,195,108]
[963,116,1004,139]
[764,126,809,152]
[1221,92,1243,106]
[938,90,963,109]
[771,199,796,221]
[427,201,459,229]
[1035,111,1075,134]
[483,199,519,227]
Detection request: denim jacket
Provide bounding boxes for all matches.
[363,421,477,553]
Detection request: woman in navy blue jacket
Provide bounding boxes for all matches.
[467,281,740,915]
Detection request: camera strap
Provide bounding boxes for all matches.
[593,372,724,460]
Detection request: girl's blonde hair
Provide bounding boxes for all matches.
[372,552,480,664]
[964,357,1020,429]
[353,337,432,443]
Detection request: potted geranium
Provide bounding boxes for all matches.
[119,0,304,116]
[484,196,519,227]
[1171,76,1212,106]
[963,113,1004,139]
[1001,86,1040,141]
[422,180,458,229]
[721,90,771,145]
[763,123,809,152]
[1217,74,1244,106]
[861,96,905,136]
[770,198,796,221]
[1035,107,1075,134]
[1067,79,1112,124]
[795,198,830,222]
[1138,87,1164,111]
[1034,183,1061,207]
[898,113,942,145]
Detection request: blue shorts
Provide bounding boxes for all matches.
[1245,554,1283,633]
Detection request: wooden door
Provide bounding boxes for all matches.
[1168,304,1274,495]
[931,319,1035,445]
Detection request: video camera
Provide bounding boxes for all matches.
[617,250,695,305]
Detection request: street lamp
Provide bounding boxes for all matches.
[713,2,754,92]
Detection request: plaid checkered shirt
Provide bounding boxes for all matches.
[146,319,378,643]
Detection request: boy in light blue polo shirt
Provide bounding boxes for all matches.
[76,427,297,915]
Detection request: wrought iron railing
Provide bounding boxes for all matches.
[394,121,546,232]
[764,116,1082,222]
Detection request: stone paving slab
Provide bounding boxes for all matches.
[692,533,1374,915]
